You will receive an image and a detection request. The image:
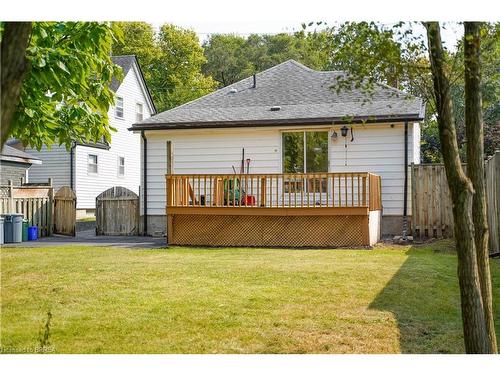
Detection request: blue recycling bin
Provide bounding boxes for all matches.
[2,213,23,243]
[28,226,38,241]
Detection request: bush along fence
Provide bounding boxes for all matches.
[411,151,500,253]
[0,179,54,237]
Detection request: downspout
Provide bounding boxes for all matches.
[70,141,76,190]
[141,131,148,235]
[402,121,409,240]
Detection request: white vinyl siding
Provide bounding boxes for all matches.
[142,122,420,216]
[74,65,152,209]
[25,63,152,210]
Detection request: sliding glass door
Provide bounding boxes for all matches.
[282,131,329,205]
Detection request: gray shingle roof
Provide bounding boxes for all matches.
[1,144,41,164]
[110,55,136,92]
[132,59,423,130]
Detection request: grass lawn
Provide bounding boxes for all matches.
[1,241,499,354]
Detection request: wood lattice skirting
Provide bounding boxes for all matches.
[167,214,370,248]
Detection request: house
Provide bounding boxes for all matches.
[25,55,156,217]
[131,60,423,245]
[0,144,42,185]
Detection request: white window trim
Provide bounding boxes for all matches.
[118,156,125,178]
[136,102,144,123]
[87,154,98,175]
[115,96,124,119]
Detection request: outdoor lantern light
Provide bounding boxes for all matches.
[340,125,349,137]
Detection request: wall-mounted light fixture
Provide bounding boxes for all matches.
[340,125,349,137]
[331,130,338,142]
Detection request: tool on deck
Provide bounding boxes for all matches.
[240,148,245,173]
[246,158,251,174]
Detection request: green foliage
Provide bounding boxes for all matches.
[112,22,161,84]
[202,25,333,87]
[113,22,217,112]
[155,24,217,110]
[327,21,499,162]
[8,22,122,150]
[451,23,500,159]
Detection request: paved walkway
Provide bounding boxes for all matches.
[2,229,167,249]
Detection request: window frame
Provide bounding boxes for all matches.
[281,129,330,174]
[135,102,144,123]
[87,154,98,175]
[118,156,125,177]
[115,96,124,119]
[281,129,330,194]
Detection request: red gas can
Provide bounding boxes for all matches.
[242,195,256,206]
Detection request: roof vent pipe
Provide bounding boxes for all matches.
[253,74,256,88]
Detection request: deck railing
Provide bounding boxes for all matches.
[166,172,382,211]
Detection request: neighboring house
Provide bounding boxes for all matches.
[132,60,424,238]
[25,55,156,216]
[0,144,42,185]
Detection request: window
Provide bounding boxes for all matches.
[282,131,328,192]
[136,103,143,122]
[115,96,124,118]
[88,154,98,174]
[118,156,125,177]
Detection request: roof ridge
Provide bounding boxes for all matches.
[145,60,343,120]
[144,60,299,119]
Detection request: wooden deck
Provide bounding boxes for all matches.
[165,172,382,247]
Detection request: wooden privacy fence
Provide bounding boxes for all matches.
[0,179,54,237]
[166,172,382,211]
[96,186,139,235]
[54,186,76,236]
[411,152,500,253]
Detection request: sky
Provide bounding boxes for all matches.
[3,0,494,51]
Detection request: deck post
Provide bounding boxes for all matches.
[167,214,173,245]
[260,177,267,207]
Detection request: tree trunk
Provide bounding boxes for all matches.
[1,22,32,147]
[424,21,491,353]
[464,21,497,353]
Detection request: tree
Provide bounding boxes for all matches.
[322,21,499,163]
[153,24,217,111]
[1,22,122,150]
[425,21,492,353]
[114,22,217,112]
[202,34,253,87]
[112,22,161,84]
[1,22,32,146]
[202,25,333,87]
[463,21,497,352]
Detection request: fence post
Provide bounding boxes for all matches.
[48,178,54,235]
[8,180,14,212]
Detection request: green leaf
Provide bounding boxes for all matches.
[24,108,35,117]
[56,60,70,74]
